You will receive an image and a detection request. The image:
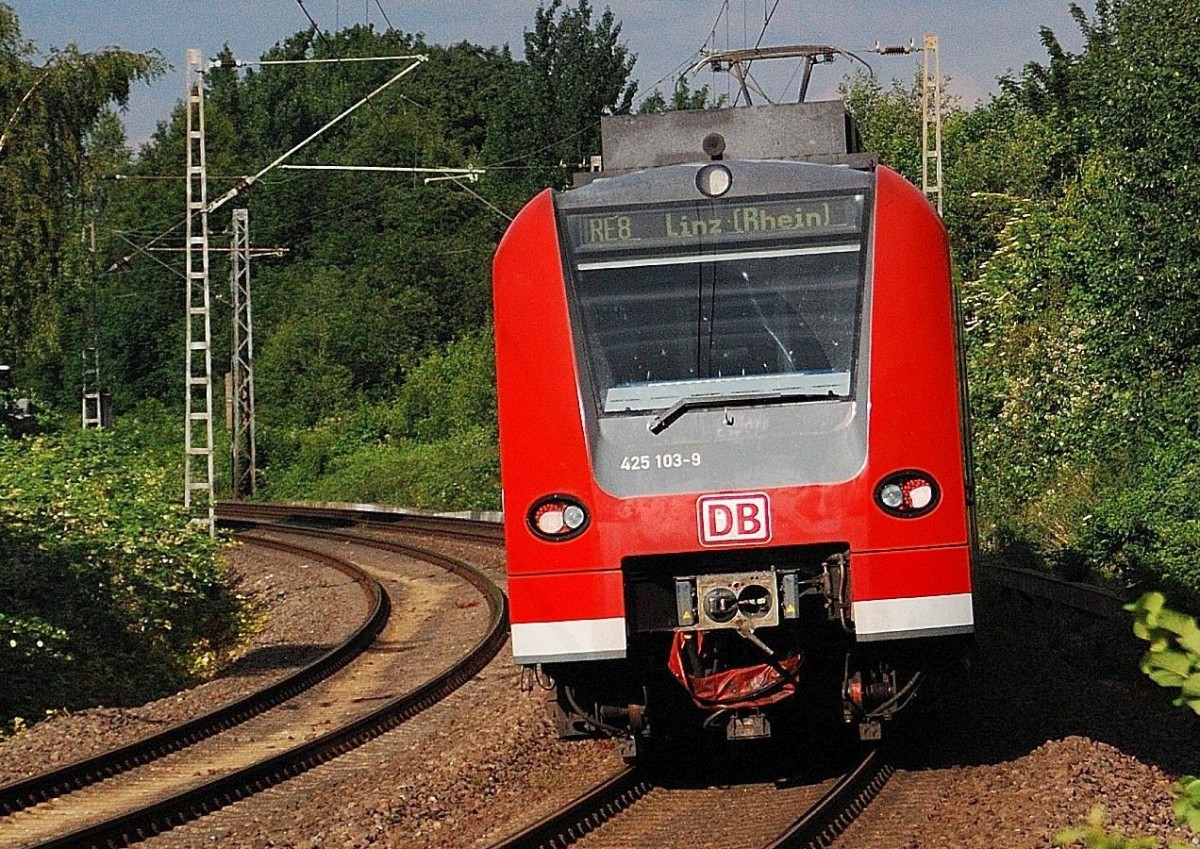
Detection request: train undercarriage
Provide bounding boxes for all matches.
[537,551,972,760]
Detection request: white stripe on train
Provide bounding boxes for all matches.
[852,593,975,642]
[511,617,627,665]
[511,593,974,664]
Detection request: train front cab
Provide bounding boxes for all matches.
[493,160,975,757]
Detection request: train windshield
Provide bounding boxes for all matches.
[562,191,867,415]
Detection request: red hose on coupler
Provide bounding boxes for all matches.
[667,631,803,710]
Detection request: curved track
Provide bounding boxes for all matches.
[0,511,507,849]
[0,536,388,819]
[217,499,504,545]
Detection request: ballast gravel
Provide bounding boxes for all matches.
[1,538,1197,848]
[0,542,366,786]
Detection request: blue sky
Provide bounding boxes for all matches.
[13,1,1086,147]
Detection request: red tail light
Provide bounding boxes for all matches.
[874,471,940,518]
[527,495,590,541]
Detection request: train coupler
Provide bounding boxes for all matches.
[726,711,771,740]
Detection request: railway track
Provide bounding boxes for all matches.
[0,512,507,849]
[473,557,1127,849]
[486,748,892,849]
[983,561,1128,620]
[216,499,505,544]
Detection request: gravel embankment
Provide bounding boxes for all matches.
[3,536,1197,848]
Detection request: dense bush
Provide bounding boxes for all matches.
[268,426,499,510]
[963,168,1200,606]
[0,407,244,725]
[260,330,499,510]
[945,0,1200,605]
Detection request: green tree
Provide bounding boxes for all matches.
[98,25,510,418]
[484,0,637,199]
[0,4,163,396]
[638,76,722,114]
[260,330,499,509]
[957,0,1200,601]
[839,70,923,183]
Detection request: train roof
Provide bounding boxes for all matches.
[576,100,876,187]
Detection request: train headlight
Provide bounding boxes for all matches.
[874,471,940,518]
[528,495,590,541]
[696,163,733,197]
[562,505,586,529]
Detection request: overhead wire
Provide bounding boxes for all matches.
[480,121,601,171]
[778,54,804,101]
[125,0,770,262]
[632,49,705,108]
[372,0,395,32]
[104,180,443,285]
[112,231,186,281]
[752,0,783,52]
[648,0,734,108]
[210,168,491,245]
[729,0,784,106]
[105,50,429,272]
[294,0,322,34]
[440,177,513,222]
[103,5,481,278]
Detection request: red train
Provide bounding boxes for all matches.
[492,121,974,759]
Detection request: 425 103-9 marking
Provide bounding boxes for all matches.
[620,452,702,471]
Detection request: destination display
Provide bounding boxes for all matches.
[567,194,864,254]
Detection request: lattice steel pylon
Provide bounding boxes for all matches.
[81,345,102,429]
[230,208,257,498]
[184,49,215,534]
[81,220,105,430]
[921,34,944,215]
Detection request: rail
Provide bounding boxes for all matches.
[7,511,507,848]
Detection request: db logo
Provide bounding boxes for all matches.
[697,493,772,547]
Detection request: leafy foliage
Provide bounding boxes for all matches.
[1127,592,1200,716]
[482,0,636,198]
[0,406,243,725]
[938,0,1200,602]
[638,76,723,114]
[0,4,636,515]
[849,7,1200,843]
[0,4,163,393]
[1055,807,1185,849]
[839,70,924,184]
[1176,777,1200,834]
[1054,593,1200,846]
[97,27,511,413]
[260,331,499,509]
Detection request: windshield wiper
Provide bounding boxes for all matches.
[648,389,837,435]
